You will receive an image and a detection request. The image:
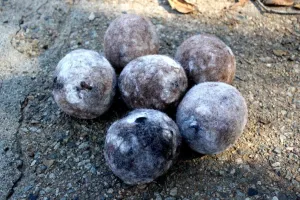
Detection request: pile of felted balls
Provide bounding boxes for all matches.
[52,14,248,185]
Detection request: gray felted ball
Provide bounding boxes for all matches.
[119,55,188,110]
[175,34,236,84]
[52,49,116,119]
[104,109,181,185]
[176,82,247,154]
[104,14,159,69]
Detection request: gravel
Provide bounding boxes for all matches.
[0,0,299,199]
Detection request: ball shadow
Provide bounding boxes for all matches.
[178,141,205,161]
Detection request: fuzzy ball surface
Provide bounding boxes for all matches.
[175,34,236,84]
[104,14,159,69]
[53,49,116,119]
[119,55,188,110]
[104,109,181,185]
[176,82,247,154]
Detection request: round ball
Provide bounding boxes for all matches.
[104,109,181,185]
[52,49,116,119]
[175,34,236,84]
[104,14,159,69]
[176,82,247,154]
[119,55,188,110]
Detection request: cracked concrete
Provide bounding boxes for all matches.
[0,1,39,198]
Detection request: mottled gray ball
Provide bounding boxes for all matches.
[104,109,181,185]
[53,49,116,119]
[119,55,188,110]
[176,82,247,154]
[175,34,236,84]
[104,14,159,69]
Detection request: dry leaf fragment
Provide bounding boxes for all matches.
[294,3,300,9]
[43,159,55,168]
[273,49,288,56]
[230,0,250,10]
[168,0,197,14]
[263,0,294,6]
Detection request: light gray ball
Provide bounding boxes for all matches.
[104,109,181,185]
[176,82,247,154]
[53,49,116,119]
[119,55,188,110]
[104,14,159,69]
[175,34,236,84]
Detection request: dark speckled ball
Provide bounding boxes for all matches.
[176,82,247,154]
[104,109,181,185]
[104,14,159,69]
[119,55,188,110]
[175,34,236,85]
[52,49,116,119]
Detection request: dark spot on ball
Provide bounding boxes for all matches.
[42,45,48,50]
[171,81,179,88]
[53,77,63,90]
[189,123,199,132]
[3,146,9,152]
[80,81,92,90]
[221,96,228,102]
[135,116,147,124]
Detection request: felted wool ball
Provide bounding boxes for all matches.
[53,49,116,119]
[119,55,188,110]
[104,14,159,69]
[175,34,236,84]
[176,82,247,154]
[104,109,181,185]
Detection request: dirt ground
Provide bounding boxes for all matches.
[0,0,299,199]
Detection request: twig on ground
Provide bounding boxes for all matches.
[256,0,300,14]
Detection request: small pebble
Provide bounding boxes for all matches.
[165,197,176,200]
[88,12,95,21]
[247,188,258,196]
[170,187,178,196]
[30,160,37,166]
[49,173,55,179]
[154,192,162,200]
[271,162,280,167]
[273,147,281,154]
[107,188,113,194]
[28,194,38,200]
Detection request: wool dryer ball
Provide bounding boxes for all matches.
[104,109,181,185]
[175,34,236,84]
[176,82,247,155]
[53,49,116,119]
[104,14,159,69]
[119,55,188,110]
